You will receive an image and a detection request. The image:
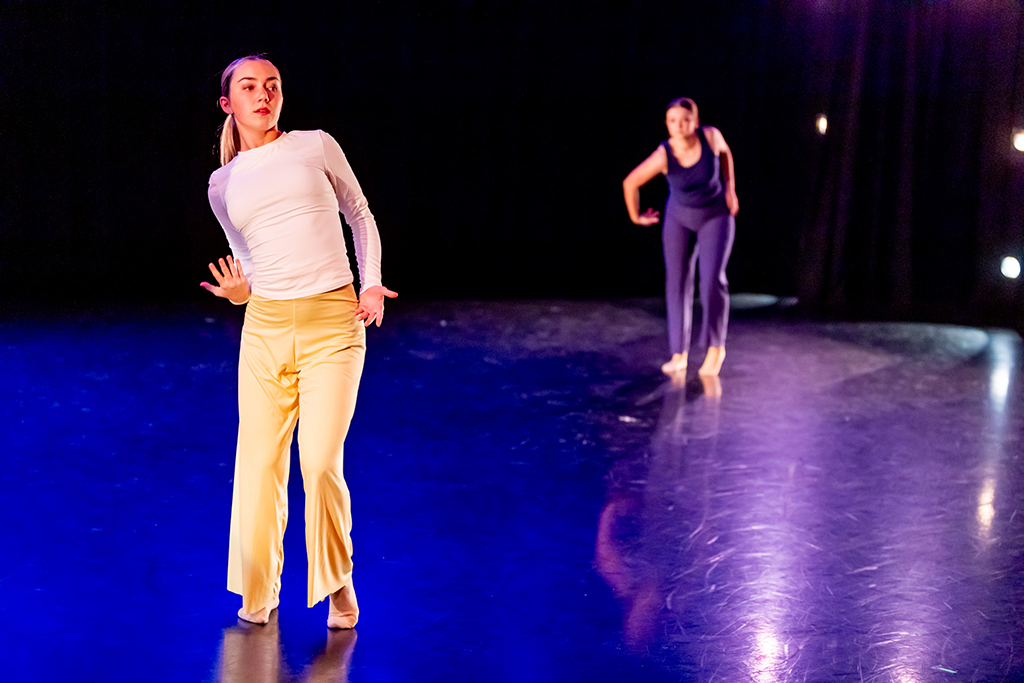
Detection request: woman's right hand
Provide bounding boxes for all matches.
[200,255,250,304]
[635,208,661,226]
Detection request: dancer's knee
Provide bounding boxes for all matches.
[300,447,344,482]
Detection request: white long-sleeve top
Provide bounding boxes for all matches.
[207,130,383,300]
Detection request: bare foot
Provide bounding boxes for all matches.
[327,582,359,629]
[661,352,688,376]
[698,347,725,376]
[238,595,280,625]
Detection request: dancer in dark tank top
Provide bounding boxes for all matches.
[622,97,738,377]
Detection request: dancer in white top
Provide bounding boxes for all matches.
[201,55,396,629]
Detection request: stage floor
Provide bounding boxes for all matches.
[3,298,1023,682]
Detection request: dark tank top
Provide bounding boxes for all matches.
[662,128,724,208]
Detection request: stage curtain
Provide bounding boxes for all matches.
[797,0,1024,328]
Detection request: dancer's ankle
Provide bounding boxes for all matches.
[698,346,725,376]
[238,594,279,625]
[327,582,359,630]
[661,352,688,376]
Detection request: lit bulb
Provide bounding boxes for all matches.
[1001,256,1021,279]
[1014,129,1024,152]
[816,115,828,136]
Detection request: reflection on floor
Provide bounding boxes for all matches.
[216,614,357,682]
[2,298,1022,681]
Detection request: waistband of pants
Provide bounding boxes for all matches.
[249,284,357,305]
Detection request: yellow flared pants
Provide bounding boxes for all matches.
[227,285,365,614]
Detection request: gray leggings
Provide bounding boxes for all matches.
[662,200,735,355]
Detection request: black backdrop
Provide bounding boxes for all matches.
[800,0,1024,327]
[3,1,1023,330]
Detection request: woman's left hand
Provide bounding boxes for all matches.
[726,189,739,216]
[355,285,399,327]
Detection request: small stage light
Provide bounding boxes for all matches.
[1014,128,1024,152]
[1001,256,1021,279]
[816,115,828,136]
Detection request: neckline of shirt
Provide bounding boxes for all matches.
[237,131,290,157]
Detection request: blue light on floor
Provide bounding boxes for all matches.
[3,300,1023,682]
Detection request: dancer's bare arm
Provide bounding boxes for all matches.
[622,146,668,225]
[708,127,739,216]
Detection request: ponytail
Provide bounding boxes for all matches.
[216,54,266,166]
[219,113,241,166]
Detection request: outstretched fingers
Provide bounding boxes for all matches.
[355,286,399,327]
[200,255,249,301]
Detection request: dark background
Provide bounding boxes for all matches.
[3,1,1023,329]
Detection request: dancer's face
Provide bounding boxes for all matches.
[219,59,283,133]
[665,106,698,139]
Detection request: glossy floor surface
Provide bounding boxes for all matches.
[3,298,1023,682]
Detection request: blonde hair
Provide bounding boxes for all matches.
[217,55,269,166]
